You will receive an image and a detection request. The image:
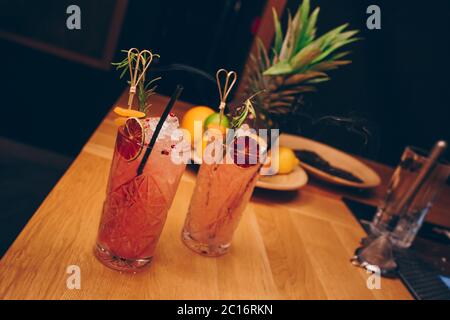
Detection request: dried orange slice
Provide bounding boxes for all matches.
[117,117,145,161]
[114,117,128,127]
[114,106,146,119]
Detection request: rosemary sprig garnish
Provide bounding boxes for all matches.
[112,50,162,113]
[231,91,264,129]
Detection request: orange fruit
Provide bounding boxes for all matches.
[117,117,145,161]
[114,106,146,119]
[181,106,215,145]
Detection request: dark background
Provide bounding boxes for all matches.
[0,0,117,59]
[0,0,449,164]
[0,0,265,156]
[0,0,449,256]
[283,0,450,162]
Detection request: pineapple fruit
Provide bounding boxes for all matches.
[243,0,360,128]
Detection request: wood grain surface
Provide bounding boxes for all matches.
[0,94,415,300]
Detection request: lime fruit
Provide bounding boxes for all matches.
[204,113,230,134]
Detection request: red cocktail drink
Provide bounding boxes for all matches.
[95,116,186,272]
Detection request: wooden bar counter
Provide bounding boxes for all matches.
[0,94,414,300]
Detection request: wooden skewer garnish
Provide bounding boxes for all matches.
[114,49,157,119]
[216,69,237,126]
[125,48,140,108]
[127,49,155,109]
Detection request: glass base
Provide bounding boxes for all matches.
[370,221,415,249]
[181,229,230,257]
[94,243,153,273]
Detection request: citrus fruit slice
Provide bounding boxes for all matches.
[204,113,230,133]
[114,117,128,127]
[114,106,146,119]
[117,117,145,161]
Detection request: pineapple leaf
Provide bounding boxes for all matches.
[306,76,330,84]
[272,8,283,56]
[264,60,293,75]
[257,38,270,70]
[312,60,352,71]
[312,37,360,64]
[316,23,349,50]
[295,0,311,52]
[300,0,311,26]
[305,7,320,40]
[283,71,328,86]
[279,11,295,61]
[329,51,351,60]
[290,43,321,71]
[336,30,360,42]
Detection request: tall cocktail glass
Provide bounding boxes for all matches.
[182,135,263,257]
[95,116,186,272]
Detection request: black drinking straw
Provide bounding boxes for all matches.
[136,85,184,176]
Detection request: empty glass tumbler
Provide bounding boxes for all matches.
[370,146,449,249]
